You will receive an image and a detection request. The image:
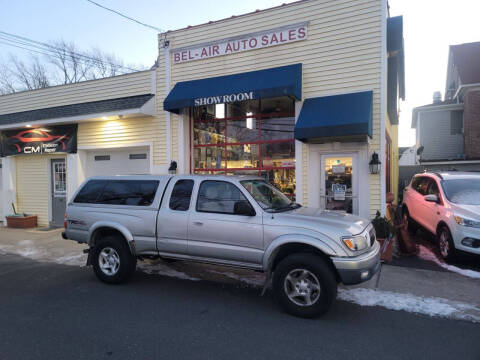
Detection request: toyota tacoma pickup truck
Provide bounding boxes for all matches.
[63,175,380,318]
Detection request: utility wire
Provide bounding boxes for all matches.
[0,30,140,72]
[84,0,164,32]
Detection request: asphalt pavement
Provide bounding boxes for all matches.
[0,253,479,360]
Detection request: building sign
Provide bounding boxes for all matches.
[0,124,77,156]
[194,91,254,106]
[173,22,308,64]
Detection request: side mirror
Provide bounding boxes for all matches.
[233,200,256,216]
[424,194,439,203]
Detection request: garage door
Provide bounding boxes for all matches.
[86,147,150,177]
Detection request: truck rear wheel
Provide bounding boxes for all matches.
[92,236,137,284]
[273,253,337,318]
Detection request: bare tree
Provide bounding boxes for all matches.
[0,56,49,93]
[0,40,142,94]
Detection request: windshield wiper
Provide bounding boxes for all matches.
[264,202,301,213]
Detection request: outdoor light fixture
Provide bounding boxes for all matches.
[369,152,381,174]
[168,160,177,174]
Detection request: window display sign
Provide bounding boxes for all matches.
[332,164,345,174]
[0,124,77,156]
[173,22,307,64]
[332,184,346,201]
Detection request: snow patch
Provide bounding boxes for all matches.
[338,288,480,322]
[417,245,480,279]
[207,270,264,286]
[137,261,200,281]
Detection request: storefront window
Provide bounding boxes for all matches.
[192,97,295,199]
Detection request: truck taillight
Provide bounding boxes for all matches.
[64,213,67,229]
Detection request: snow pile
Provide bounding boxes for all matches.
[338,288,480,322]
[417,245,480,279]
[0,241,86,266]
[137,261,201,281]
[207,270,264,286]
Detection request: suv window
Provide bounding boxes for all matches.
[97,180,159,206]
[74,180,107,203]
[412,176,430,195]
[169,179,194,211]
[197,180,248,214]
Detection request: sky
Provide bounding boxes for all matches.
[1,0,479,147]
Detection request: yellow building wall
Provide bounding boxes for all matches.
[15,154,65,227]
[159,0,383,214]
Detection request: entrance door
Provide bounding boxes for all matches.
[51,159,66,227]
[320,154,358,214]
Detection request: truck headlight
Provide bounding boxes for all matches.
[342,235,368,251]
[455,216,480,228]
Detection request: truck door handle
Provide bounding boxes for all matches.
[193,221,203,226]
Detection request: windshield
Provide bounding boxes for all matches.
[441,179,480,205]
[240,180,299,212]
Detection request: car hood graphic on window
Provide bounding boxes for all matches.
[8,129,69,152]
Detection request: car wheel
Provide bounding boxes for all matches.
[273,253,337,319]
[92,236,137,284]
[438,226,456,262]
[402,207,418,234]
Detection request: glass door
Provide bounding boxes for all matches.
[320,154,358,214]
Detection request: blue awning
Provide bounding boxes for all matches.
[164,64,302,114]
[294,91,373,143]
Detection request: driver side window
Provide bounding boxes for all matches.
[196,180,248,214]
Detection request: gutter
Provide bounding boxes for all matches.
[453,83,480,101]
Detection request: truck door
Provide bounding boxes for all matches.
[156,178,195,255]
[188,180,264,267]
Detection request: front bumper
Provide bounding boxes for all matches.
[331,240,381,285]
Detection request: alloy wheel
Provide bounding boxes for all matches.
[98,247,121,276]
[284,268,321,306]
[439,231,450,258]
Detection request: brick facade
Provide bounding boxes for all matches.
[464,90,480,159]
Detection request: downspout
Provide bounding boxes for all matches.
[164,36,171,170]
[380,0,387,215]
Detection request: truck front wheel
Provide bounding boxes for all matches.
[273,253,337,318]
[92,236,137,284]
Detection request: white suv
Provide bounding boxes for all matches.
[402,172,480,261]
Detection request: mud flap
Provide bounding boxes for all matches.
[84,248,93,266]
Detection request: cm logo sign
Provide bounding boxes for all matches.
[24,146,41,154]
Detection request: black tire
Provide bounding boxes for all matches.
[402,207,418,234]
[92,236,137,284]
[273,253,337,319]
[438,225,456,262]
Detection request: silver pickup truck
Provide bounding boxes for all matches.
[63,175,380,318]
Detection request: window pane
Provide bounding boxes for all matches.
[197,180,248,214]
[227,144,259,169]
[261,117,295,140]
[261,142,295,167]
[226,99,259,118]
[97,180,158,206]
[169,180,194,211]
[74,180,107,203]
[193,119,225,145]
[260,97,294,115]
[194,146,226,170]
[226,118,258,142]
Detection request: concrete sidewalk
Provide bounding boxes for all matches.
[1,225,479,315]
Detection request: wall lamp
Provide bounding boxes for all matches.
[369,152,381,174]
